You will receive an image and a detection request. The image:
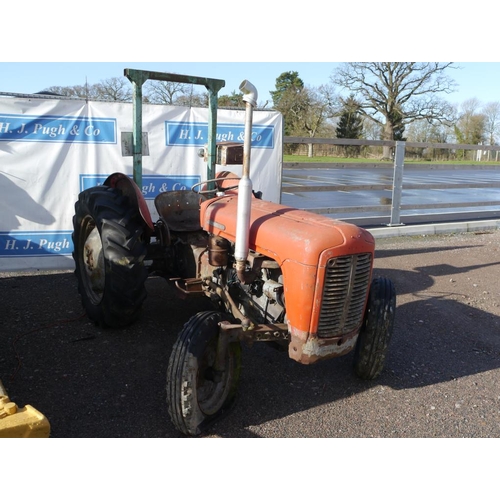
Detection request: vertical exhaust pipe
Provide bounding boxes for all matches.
[235,80,258,284]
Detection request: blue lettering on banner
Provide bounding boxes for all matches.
[80,174,201,199]
[166,121,274,148]
[0,113,116,144]
[0,231,73,257]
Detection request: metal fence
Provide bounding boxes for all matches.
[282,137,500,227]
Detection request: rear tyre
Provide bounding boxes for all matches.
[72,186,148,327]
[353,277,396,380]
[167,311,242,436]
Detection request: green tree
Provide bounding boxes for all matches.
[336,94,363,139]
[271,71,307,136]
[272,72,338,155]
[270,71,304,108]
[218,91,245,108]
[336,95,363,157]
[388,108,406,141]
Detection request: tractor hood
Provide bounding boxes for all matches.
[200,195,375,266]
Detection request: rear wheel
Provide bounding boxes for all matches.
[167,311,242,436]
[72,186,148,327]
[353,277,396,380]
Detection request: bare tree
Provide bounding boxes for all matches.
[406,119,452,143]
[332,62,457,158]
[301,84,339,156]
[94,77,132,101]
[482,101,500,149]
[406,119,453,159]
[454,98,486,144]
[43,78,130,101]
[453,98,486,160]
[42,84,97,99]
[174,89,208,108]
[272,71,339,155]
[275,84,339,156]
[144,80,192,105]
[362,117,382,141]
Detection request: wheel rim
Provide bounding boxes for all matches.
[197,338,234,416]
[80,215,105,305]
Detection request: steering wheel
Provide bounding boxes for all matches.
[191,178,240,195]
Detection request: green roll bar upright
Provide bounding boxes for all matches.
[124,68,225,193]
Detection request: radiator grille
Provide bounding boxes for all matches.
[317,253,372,338]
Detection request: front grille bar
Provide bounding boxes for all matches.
[317,253,372,338]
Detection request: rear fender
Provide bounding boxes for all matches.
[104,173,154,235]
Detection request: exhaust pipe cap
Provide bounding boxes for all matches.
[239,80,258,107]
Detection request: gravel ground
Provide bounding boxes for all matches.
[1,229,500,438]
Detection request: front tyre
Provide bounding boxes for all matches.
[353,277,396,380]
[167,311,242,436]
[72,186,148,327]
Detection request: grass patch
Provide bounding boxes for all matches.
[283,155,500,165]
[284,155,384,163]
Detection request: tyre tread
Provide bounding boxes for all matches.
[166,311,241,436]
[72,186,148,327]
[354,277,396,380]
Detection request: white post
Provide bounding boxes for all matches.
[389,141,405,226]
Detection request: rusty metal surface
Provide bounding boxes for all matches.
[154,191,203,231]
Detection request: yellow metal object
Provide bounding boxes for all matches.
[0,380,50,438]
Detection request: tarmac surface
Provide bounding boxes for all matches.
[1,226,500,438]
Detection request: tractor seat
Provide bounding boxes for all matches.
[154,191,205,231]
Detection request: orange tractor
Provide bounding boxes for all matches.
[72,69,396,436]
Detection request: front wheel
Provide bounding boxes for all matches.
[72,186,148,327]
[353,277,396,380]
[166,311,242,436]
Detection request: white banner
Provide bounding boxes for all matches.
[0,96,283,271]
